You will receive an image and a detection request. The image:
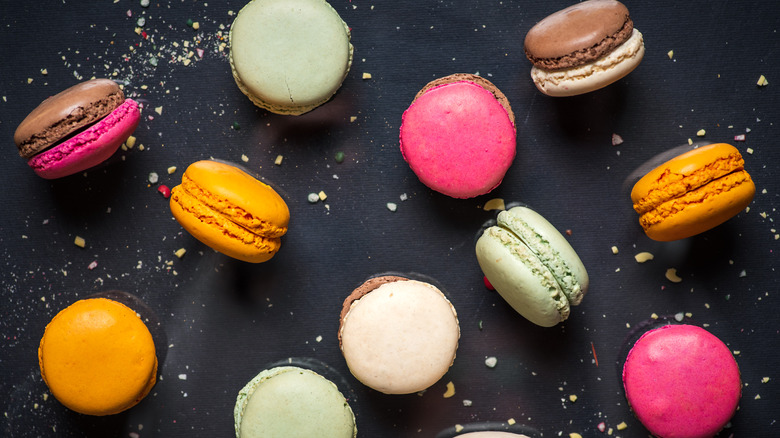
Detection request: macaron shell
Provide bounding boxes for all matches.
[38,298,157,416]
[497,206,589,306]
[622,325,741,438]
[524,0,631,62]
[28,98,140,179]
[14,79,125,158]
[229,0,353,115]
[640,171,755,241]
[458,433,531,438]
[400,79,516,198]
[530,28,644,97]
[234,366,356,438]
[476,225,570,327]
[339,279,460,394]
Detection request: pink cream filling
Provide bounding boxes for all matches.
[400,81,516,198]
[28,99,140,179]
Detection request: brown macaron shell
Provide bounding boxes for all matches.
[413,73,516,126]
[14,79,126,159]
[524,0,633,70]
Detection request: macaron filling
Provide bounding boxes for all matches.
[495,210,584,306]
[530,29,644,86]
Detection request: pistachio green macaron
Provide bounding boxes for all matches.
[234,366,357,438]
[476,206,589,327]
[229,0,353,115]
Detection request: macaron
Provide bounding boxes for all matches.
[399,73,516,199]
[170,160,290,263]
[14,78,140,179]
[338,275,460,394]
[523,0,645,96]
[229,0,353,115]
[475,206,589,327]
[38,297,158,416]
[234,366,357,438]
[631,143,755,241]
[622,324,741,438]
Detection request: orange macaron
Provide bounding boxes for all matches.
[631,143,755,241]
[38,297,158,416]
[170,160,290,263]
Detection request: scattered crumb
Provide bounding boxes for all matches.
[688,138,693,145]
[735,134,746,141]
[386,202,398,212]
[611,246,619,254]
[307,193,319,204]
[483,198,505,211]
[454,425,464,433]
[443,381,455,398]
[174,248,186,258]
[148,172,159,184]
[762,377,770,383]
[349,116,357,123]
[485,356,497,368]
[178,373,187,380]
[597,422,606,432]
[667,50,674,59]
[696,129,706,137]
[569,394,577,402]
[167,166,177,174]
[126,136,137,148]
[665,268,683,283]
[611,133,624,145]
[362,72,372,80]
[616,421,628,431]
[154,106,163,115]
[507,418,516,425]
[570,433,583,438]
[318,191,327,201]
[674,312,684,322]
[651,313,659,319]
[74,236,86,248]
[757,75,769,86]
[634,252,654,263]
[746,147,754,154]
[274,155,283,165]
[241,154,249,163]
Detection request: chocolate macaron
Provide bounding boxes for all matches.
[524,0,645,96]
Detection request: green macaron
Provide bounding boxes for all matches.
[234,366,357,438]
[475,206,589,327]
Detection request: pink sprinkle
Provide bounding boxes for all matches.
[88,261,98,270]
[597,422,606,432]
[483,276,494,290]
[147,115,154,121]
[126,9,132,17]
[196,48,205,58]
[158,185,171,198]
[612,133,624,146]
[734,134,746,141]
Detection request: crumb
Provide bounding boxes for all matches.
[87,261,98,270]
[307,193,319,204]
[126,136,137,148]
[734,134,746,141]
[762,377,770,383]
[148,172,159,184]
[569,394,577,402]
[611,133,624,145]
[349,116,357,122]
[443,381,455,398]
[746,147,754,154]
[483,198,505,211]
[665,268,683,283]
[757,75,769,86]
[74,236,86,248]
[674,312,684,322]
[696,129,706,137]
[154,106,163,115]
[597,422,606,432]
[651,313,659,319]
[611,246,619,254]
[178,374,187,380]
[174,248,186,258]
[565,229,572,235]
[167,166,177,174]
[570,434,583,438]
[462,399,472,407]
[667,50,674,59]
[274,155,283,165]
[634,252,654,263]
[507,418,516,425]
[454,425,464,433]
[485,356,497,368]
[318,191,327,201]
[362,72,372,80]
[386,202,398,212]
[616,421,627,430]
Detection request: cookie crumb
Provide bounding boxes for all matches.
[757,75,769,86]
[274,155,283,165]
[318,191,327,201]
[362,72,372,80]
[174,248,186,258]
[462,399,472,407]
[616,421,628,431]
[485,356,497,368]
[569,394,577,402]
[126,136,137,148]
[483,198,505,211]
[667,50,674,59]
[762,377,770,383]
[665,268,683,283]
[454,425,464,433]
[74,236,86,248]
[611,246,619,254]
[634,252,654,263]
[307,193,319,203]
[443,381,455,398]
[507,418,516,425]
[386,202,398,212]
[167,166,177,174]
[569,434,583,438]
[611,133,624,145]
[696,129,706,137]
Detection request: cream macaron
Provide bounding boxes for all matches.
[338,275,460,394]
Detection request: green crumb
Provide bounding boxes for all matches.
[335,151,345,163]
[186,18,194,27]
[478,320,483,330]
[232,121,241,130]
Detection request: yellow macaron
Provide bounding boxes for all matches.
[631,143,755,241]
[38,297,158,416]
[170,160,290,263]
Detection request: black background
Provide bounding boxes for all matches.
[1,1,779,437]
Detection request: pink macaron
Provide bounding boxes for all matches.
[622,324,741,438]
[399,74,516,199]
[14,79,140,179]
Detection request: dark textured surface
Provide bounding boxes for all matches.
[1,1,778,437]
